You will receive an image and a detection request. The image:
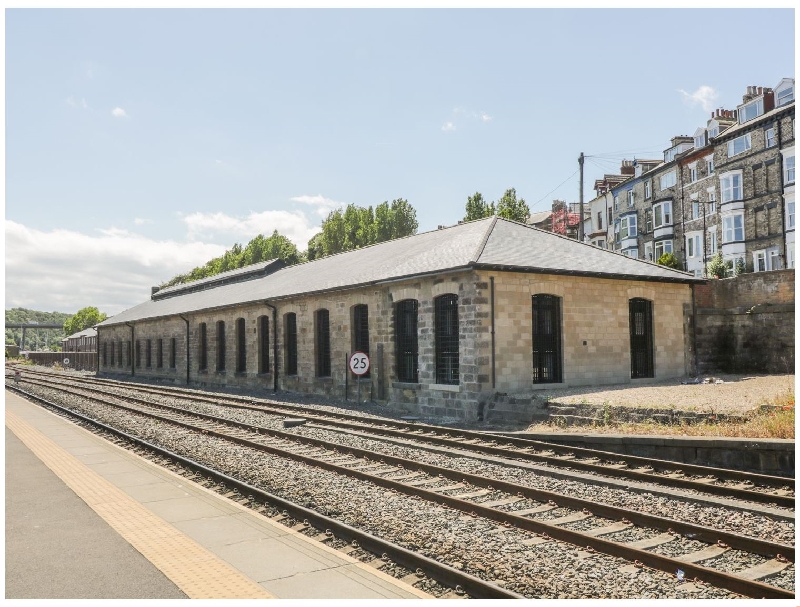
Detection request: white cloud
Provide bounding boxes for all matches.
[66,96,88,110]
[133,218,152,225]
[678,85,719,112]
[441,121,456,132]
[181,209,321,247]
[111,107,128,118]
[480,112,492,122]
[5,220,226,315]
[289,194,344,217]
[441,107,492,132]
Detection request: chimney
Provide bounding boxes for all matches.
[758,87,763,95]
[620,159,634,175]
[151,286,160,297]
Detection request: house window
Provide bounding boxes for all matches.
[707,157,714,175]
[689,166,698,183]
[628,190,635,207]
[738,99,763,124]
[691,199,700,219]
[532,294,562,384]
[687,234,701,258]
[118,341,123,368]
[607,207,613,226]
[614,221,620,243]
[659,170,677,190]
[784,155,795,184]
[787,198,795,230]
[434,294,459,385]
[110,341,115,366]
[351,304,370,377]
[654,239,673,259]
[766,126,776,148]
[644,180,651,199]
[157,338,163,368]
[754,249,780,272]
[694,133,706,149]
[127,341,132,368]
[102,342,107,366]
[395,299,418,383]
[198,323,207,371]
[720,172,743,203]
[285,313,298,376]
[136,340,141,368]
[258,315,270,374]
[620,215,637,239]
[644,242,653,261]
[315,309,331,377]
[145,339,151,368]
[727,133,752,157]
[216,321,226,371]
[170,337,176,369]
[613,195,619,211]
[707,229,717,255]
[777,84,794,107]
[596,211,603,231]
[235,317,246,373]
[708,126,719,139]
[653,201,672,228]
[707,190,717,215]
[723,214,744,243]
[644,209,652,233]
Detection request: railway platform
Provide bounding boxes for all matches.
[5,389,428,599]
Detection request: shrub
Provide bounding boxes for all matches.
[707,252,726,279]
[735,257,746,276]
[656,252,681,270]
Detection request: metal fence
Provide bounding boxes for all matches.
[24,351,97,372]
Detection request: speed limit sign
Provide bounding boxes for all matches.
[348,351,370,376]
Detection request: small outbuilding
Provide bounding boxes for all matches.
[97,217,701,421]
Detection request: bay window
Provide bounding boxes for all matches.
[720,172,743,203]
[653,201,672,228]
[727,134,751,157]
[723,214,744,243]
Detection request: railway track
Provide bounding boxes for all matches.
[7,372,795,599]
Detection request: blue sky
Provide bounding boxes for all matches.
[5,8,795,315]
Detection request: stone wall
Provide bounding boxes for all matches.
[694,269,794,373]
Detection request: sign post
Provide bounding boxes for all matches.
[348,352,370,404]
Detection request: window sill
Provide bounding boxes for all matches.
[216,370,227,376]
[428,383,460,392]
[392,381,420,390]
[315,376,333,382]
[234,371,248,378]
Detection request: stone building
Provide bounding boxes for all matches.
[713,82,795,273]
[62,327,97,353]
[97,217,699,422]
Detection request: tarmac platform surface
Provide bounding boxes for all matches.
[5,389,428,599]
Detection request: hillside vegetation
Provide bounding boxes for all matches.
[5,308,70,349]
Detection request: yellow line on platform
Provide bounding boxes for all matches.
[6,408,274,599]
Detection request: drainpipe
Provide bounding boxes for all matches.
[179,314,190,385]
[264,302,278,391]
[690,283,698,377]
[490,277,496,389]
[776,118,788,268]
[679,163,687,271]
[96,326,100,375]
[126,322,135,377]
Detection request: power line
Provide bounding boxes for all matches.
[530,168,580,211]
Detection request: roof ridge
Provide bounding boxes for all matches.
[470,215,499,263]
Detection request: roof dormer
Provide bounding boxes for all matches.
[774,78,795,107]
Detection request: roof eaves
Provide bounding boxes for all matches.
[471,263,702,285]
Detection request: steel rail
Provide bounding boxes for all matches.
[17,369,792,508]
[7,385,522,600]
[13,380,793,599]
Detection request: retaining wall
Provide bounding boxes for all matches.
[24,351,97,372]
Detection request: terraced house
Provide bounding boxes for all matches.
[97,217,699,422]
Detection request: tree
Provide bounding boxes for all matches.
[464,192,495,221]
[321,209,347,256]
[656,252,681,270]
[707,252,726,279]
[735,257,746,276]
[306,233,324,261]
[495,188,530,224]
[64,307,107,336]
[374,201,394,242]
[390,198,418,239]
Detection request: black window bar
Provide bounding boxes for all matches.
[118,341,122,368]
[102,342,107,366]
[199,323,207,371]
[146,339,152,368]
[170,337,177,369]
[316,309,331,377]
[395,299,418,383]
[629,298,654,378]
[217,321,226,371]
[285,313,298,376]
[126,341,131,368]
[434,294,459,385]
[135,340,141,368]
[258,315,269,374]
[157,338,163,368]
[110,341,115,367]
[352,304,370,378]
[532,294,563,384]
[236,318,246,373]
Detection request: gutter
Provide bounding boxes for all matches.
[777,117,788,269]
[490,277,496,389]
[264,302,279,391]
[179,314,190,385]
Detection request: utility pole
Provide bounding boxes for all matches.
[578,152,585,241]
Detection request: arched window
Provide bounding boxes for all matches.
[135,340,142,368]
[236,317,246,373]
[102,342,107,366]
[352,304,370,378]
[216,321,226,371]
[532,294,562,384]
[629,298,654,378]
[394,299,418,383]
[258,315,270,374]
[110,341,115,367]
[170,337,177,369]
[198,323,207,371]
[434,294,459,385]
[145,339,152,368]
[285,313,298,376]
[316,309,331,377]
[157,338,163,369]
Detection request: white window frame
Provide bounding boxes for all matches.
[776,84,794,107]
[659,170,677,190]
[720,171,743,203]
[706,156,714,176]
[644,242,653,261]
[613,195,619,211]
[692,200,701,220]
[644,180,651,199]
[738,99,763,124]
[620,215,637,239]
[727,133,752,157]
[694,133,705,149]
[628,190,635,208]
[707,188,716,215]
[653,201,672,228]
[689,166,698,183]
[786,195,795,230]
[722,213,744,243]
[708,229,717,254]
[765,126,776,148]
[654,239,673,259]
[784,155,795,185]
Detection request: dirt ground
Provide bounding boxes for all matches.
[527,374,795,415]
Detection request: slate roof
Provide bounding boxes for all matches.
[715,100,795,142]
[62,327,97,341]
[154,258,285,299]
[100,217,699,327]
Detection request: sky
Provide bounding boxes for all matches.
[4,7,796,316]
